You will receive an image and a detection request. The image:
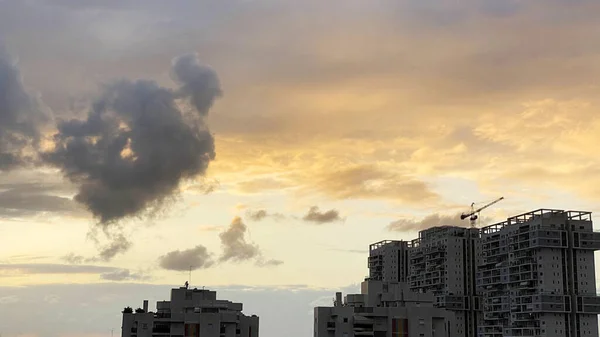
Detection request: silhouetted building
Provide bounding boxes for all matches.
[121,287,259,337]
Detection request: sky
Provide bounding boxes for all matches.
[1,0,600,336]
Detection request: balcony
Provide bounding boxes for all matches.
[577,295,600,313]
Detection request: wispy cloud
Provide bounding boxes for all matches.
[245,209,286,222]
[0,264,141,282]
[387,212,492,232]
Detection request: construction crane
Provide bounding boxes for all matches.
[460,197,504,228]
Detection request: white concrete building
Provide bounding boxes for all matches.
[478,209,600,337]
[121,286,259,337]
[314,280,453,337]
[408,226,481,337]
[367,240,410,283]
[366,208,600,337]
[368,227,480,337]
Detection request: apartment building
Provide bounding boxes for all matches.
[408,226,481,337]
[121,286,259,337]
[314,280,453,337]
[368,240,410,283]
[367,228,480,337]
[478,209,600,337]
[365,208,600,337]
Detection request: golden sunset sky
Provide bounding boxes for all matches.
[1,1,600,336]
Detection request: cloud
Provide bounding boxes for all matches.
[97,234,132,262]
[159,217,283,270]
[309,165,439,203]
[0,263,123,275]
[387,212,493,232]
[302,206,343,224]
[158,245,214,271]
[0,262,147,282]
[255,258,284,267]
[219,217,260,263]
[185,178,220,195]
[41,53,221,225]
[61,253,84,264]
[236,177,294,194]
[219,217,282,267]
[247,209,268,221]
[0,46,50,171]
[43,294,60,303]
[246,209,286,222]
[0,295,19,304]
[0,182,85,218]
[100,269,147,282]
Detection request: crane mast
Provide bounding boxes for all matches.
[460,196,504,228]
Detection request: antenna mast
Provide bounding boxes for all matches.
[189,266,192,288]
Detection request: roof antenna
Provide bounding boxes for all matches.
[189,265,192,288]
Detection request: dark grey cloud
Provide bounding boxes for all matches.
[97,234,132,262]
[187,178,220,194]
[158,245,214,271]
[387,212,493,232]
[171,53,222,115]
[248,209,268,221]
[246,209,286,222]
[42,53,221,225]
[302,206,343,224]
[219,216,260,263]
[219,217,283,267]
[0,47,49,171]
[158,217,282,270]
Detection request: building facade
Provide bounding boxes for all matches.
[368,240,410,283]
[314,280,453,337]
[121,286,259,337]
[408,226,480,337]
[478,209,600,337]
[368,227,480,337]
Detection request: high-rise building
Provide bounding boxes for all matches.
[314,280,453,337]
[478,209,600,337]
[365,208,600,337]
[121,286,259,337]
[407,226,481,337]
[367,240,410,283]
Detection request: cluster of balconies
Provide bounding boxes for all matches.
[573,231,600,250]
[576,294,600,313]
[408,243,446,293]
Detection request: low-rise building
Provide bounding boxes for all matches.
[314,280,453,337]
[121,285,259,337]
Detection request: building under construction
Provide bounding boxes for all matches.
[366,208,600,337]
